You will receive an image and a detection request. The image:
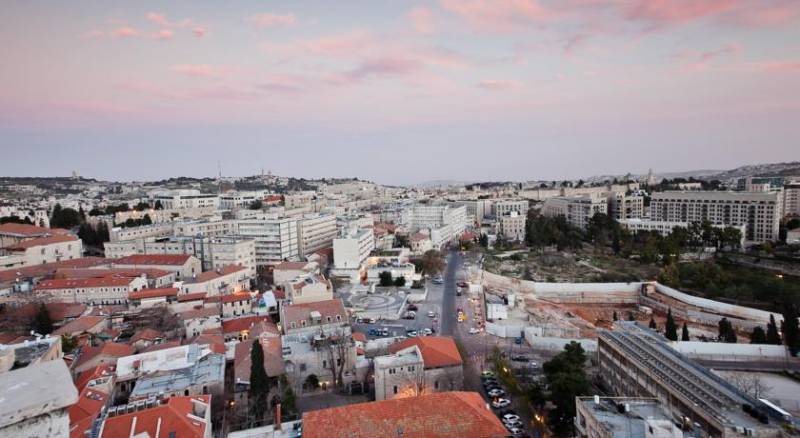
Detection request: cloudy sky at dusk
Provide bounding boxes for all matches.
[1,1,799,184]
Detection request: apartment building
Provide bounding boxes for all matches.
[542,195,608,230]
[458,199,493,226]
[112,254,201,281]
[498,211,527,242]
[332,228,374,270]
[607,192,644,220]
[283,274,333,304]
[375,336,464,401]
[237,215,300,266]
[109,223,174,242]
[598,323,780,437]
[149,189,219,209]
[34,275,147,304]
[180,265,250,296]
[1,234,82,268]
[0,223,72,248]
[784,181,800,218]
[618,219,746,245]
[575,396,683,438]
[219,190,266,210]
[649,191,781,244]
[104,235,256,278]
[297,213,337,256]
[493,199,530,217]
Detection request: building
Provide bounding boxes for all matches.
[0,222,72,248]
[34,275,147,304]
[0,360,78,438]
[237,215,300,266]
[284,274,333,305]
[649,191,782,244]
[301,391,508,438]
[788,228,800,245]
[128,352,225,402]
[99,395,212,438]
[233,336,284,413]
[297,213,337,256]
[498,211,527,242]
[150,189,220,209]
[575,396,683,438]
[180,265,250,296]
[618,219,746,245]
[736,176,785,192]
[459,199,493,226]
[493,199,530,217]
[784,181,800,218]
[104,235,256,279]
[607,192,644,220]
[128,287,180,308]
[219,190,266,210]
[332,228,374,270]
[113,254,201,281]
[409,232,433,255]
[178,307,222,338]
[598,323,781,437]
[542,195,608,230]
[375,336,464,401]
[273,261,319,284]
[404,204,468,246]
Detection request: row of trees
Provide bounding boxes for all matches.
[77,222,110,247]
[378,271,406,287]
[50,204,83,229]
[0,215,35,225]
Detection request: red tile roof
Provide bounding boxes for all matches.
[53,315,107,336]
[0,223,70,236]
[178,307,219,320]
[73,363,116,393]
[220,292,251,304]
[221,315,276,335]
[72,342,134,370]
[114,254,193,266]
[128,287,179,300]
[273,261,313,271]
[36,276,135,290]
[0,257,107,283]
[140,339,182,353]
[16,302,86,321]
[187,333,226,355]
[352,332,367,343]
[69,386,109,438]
[389,336,462,369]
[282,299,347,330]
[7,234,79,250]
[177,292,207,302]
[302,392,508,438]
[99,396,211,438]
[55,267,172,280]
[234,337,284,381]
[130,328,164,344]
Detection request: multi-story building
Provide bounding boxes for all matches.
[618,219,746,245]
[458,199,493,226]
[376,336,464,401]
[34,275,148,304]
[649,191,781,244]
[598,323,781,437]
[542,195,608,230]
[149,189,220,209]
[104,235,256,278]
[783,180,800,218]
[736,176,786,192]
[405,204,468,238]
[219,190,266,210]
[1,234,82,268]
[112,254,201,281]
[575,396,684,438]
[607,192,644,220]
[498,211,526,242]
[237,215,299,266]
[297,213,337,256]
[332,227,374,270]
[283,274,333,305]
[493,199,530,217]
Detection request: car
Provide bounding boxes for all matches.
[420,328,433,336]
[514,336,523,345]
[368,328,379,336]
[507,427,525,436]
[402,312,416,320]
[503,419,523,429]
[432,277,444,284]
[381,328,390,336]
[427,311,436,318]
[406,304,418,311]
[468,327,480,334]
[511,355,528,362]
[457,281,468,287]
[406,330,418,337]
[367,318,377,324]
[491,398,511,409]
[529,361,539,368]
[481,371,495,378]
[482,379,498,386]
[487,388,506,398]
[502,414,521,423]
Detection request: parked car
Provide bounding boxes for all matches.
[491,398,511,409]
[406,330,418,337]
[511,355,528,362]
[427,311,436,318]
[502,414,521,423]
[402,311,416,320]
[507,427,525,436]
[468,327,480,334]
[487,388,506,398]
[480,371,495,378]
[406,304,418,311]
[420,328,433,336]
[381,328,390,336]
[368,328,379,336]
[432,277,444,284]
[503,419,523,429]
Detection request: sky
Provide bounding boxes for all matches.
[1,0,799,185]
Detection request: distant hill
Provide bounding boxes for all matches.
[703,162,800,181]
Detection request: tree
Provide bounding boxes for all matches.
[61,334,78,353]
[33,303,53,334]
[627,311,635,321]
[479,233,489,248]
[681,322,690,341]
[378,271,393,287]
[782,302,800,356]
[249,200,263,210]
[304,374,320,390]
[766,314,782,345]
[324,329,350,389]
[542,342,589,436]
[249,340,270,423]
[612,311,618,321]
[154,200,164,210]
[665,308,678,341]
[718,317,737,343]
[750,326,767,344]
[134,201,151,211]
[648,316,657,330]
[393,276,406,287]
[420,250,445,275]
[50,204,82,229]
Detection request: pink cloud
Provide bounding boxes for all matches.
[111,26,140,39]
[476,79,523,90]
[119,81,258,102]
[409,6,436,34]
[720,1,800,27]
[193,26,207,38]
[758,60,800,73]
[439,0,550,32]
[675,43,741,70]
[170,64,234,78]
[246,13,296,27]
[153,29,174,41]
[625,0,736,27]
[145,12,193,28]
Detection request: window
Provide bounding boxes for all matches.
[434,380,439,389]
[393,385,398,394]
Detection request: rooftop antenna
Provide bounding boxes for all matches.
[217,161,223,193]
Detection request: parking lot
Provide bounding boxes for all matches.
[351,278,446,339]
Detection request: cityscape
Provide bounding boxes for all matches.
[2,2,800,438]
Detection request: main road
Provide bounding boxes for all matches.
[440,249,462,337]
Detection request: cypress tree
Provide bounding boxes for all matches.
[766,314,782,345]
[612,311,618,321]
[681,322,690,341]
[750,326,767,344]
[649,316,657,330]
[33,303,53,334]
[249,340,269,421]
[782,303,800,356]
[665,308,678,341]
